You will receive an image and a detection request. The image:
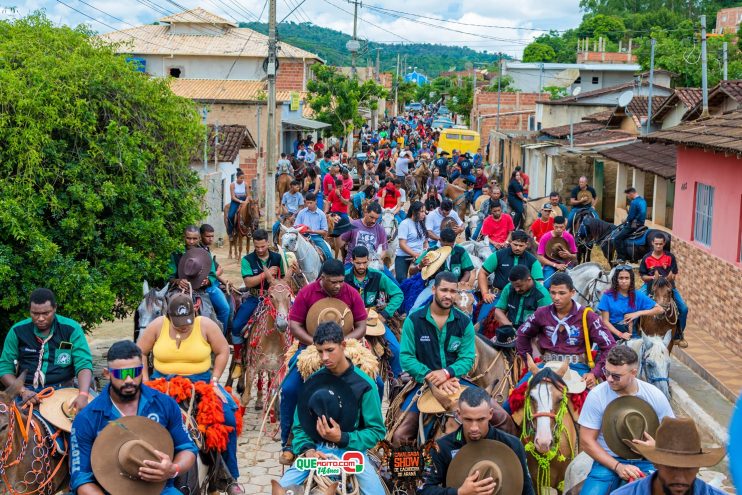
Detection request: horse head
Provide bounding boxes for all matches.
[246,199,261,231]
[136,281,168,334]
[628,332,672,399]
[269,280,293,333]
[381,209,398,241]
[281,228,300,252]
[650,277,674,307]
[526,355,569,455]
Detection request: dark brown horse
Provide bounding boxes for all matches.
[640,277,679,353]
[0,374,69,495]
[224,198,260,259]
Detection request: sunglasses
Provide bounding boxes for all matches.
[615,265,633,271]
[108,366,143,380]
[603,369,630,381]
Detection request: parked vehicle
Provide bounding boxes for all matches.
[437,128,480,155]
[432,118,454,129]
[436,105,451,116]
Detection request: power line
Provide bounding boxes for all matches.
[320,0,413,43]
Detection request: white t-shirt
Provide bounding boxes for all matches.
[578,380,674,457]
[396,218,427,256]
[425,208,463,238]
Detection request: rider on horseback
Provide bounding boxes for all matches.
[426,199,465,249]
[567,176,599,230]
[345,246,404,381]
[491,265,551,332]
[0,288,93,408]
[277,152,294,178]
[537,216,578,288]
[70,340,198,495]
[637,236,689,347]
[293,192,333,261]
[614,187,647,262]
[227,170,247,239]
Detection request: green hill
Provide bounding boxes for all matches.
[241,21,507,77]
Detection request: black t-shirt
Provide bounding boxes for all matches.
[508,179,524,205]
[570,185,597,208]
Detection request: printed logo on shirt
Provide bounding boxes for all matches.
[356,231,377,252]
[295,451,364,474]
[447,337,461,352]
[147,413,161,423]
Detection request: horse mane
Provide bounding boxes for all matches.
[653,276,672,290]
[529,367,568,392]
[144,288,162,312]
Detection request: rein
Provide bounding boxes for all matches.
[638,342,670,385]
[575,272,609,307]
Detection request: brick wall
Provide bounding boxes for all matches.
[672,236,742,348]
[276,60,306,92]
[576,51,637,64]
[472,92,547,133]
[716,7,742,33]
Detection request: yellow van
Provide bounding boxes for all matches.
[437,128,481,156]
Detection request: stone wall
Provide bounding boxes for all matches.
[672,236,742,348]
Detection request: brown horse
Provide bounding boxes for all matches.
[521,356,578,495]
[640,277,679,353]
[276,174,293,207]
[226,198,260,259]
[325,213,343,260]
[412,160,431,196]
[443,182,470,220]
[230,279,293,413]
[0,374,69,495]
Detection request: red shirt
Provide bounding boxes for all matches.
[520,172,530,193]
[289,280,367,325]
[378,186,401,209]
[328,187,350,214]
[314,142,325,153]
[530,217,554,242]
[322,173,338,196]
[474,174,487,190]
[481,214,514,244]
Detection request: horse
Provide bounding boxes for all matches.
[570,208,600,263]
[576,217,670,266]
[230,278,292,412]
[568,262,611,308]
[639,277,679,353]
[291,157,308,183]
[380,209,399,270]
[135,281,168,342]
[276,173,293,205]
[521,357,578,495]
[626,332,673,400]
[460,240,493,264]
[0,373,69,495]
[225,198,260,259]
[281,226,322,283]
[443,182,470,221]
[411,160,431,197]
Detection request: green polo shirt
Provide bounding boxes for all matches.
[494,282,551,325]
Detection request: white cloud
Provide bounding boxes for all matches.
[1,0,582,58]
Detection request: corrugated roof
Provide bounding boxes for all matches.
[99,24,320,60]
[169,79,306,103]
[539,81,672,106]
[159,7,237,27]
[540,122,604,139]
[644,109,742,156]
[598,141,676,179]
[204,124,256,162]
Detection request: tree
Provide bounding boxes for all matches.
[523,42,557,63]
[578,14,626,43]
[0,14,205,335]
[306,64,387,145]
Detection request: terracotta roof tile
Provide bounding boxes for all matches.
[540,81,671,105]
[652,88,701,122]
[540,122,604,139]
[685,80,742,120]
[627,96,668,117]
[571,129,635,146]
[644,108,742,156]
[205,124,256,163]
[598,141,676,179]
[169,79,306,103]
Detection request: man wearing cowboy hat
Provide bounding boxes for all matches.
[434,150,451,178]
[537,216,578,288]
[345,246,404,380]
[492,265,551,332]
[567,176,598,230]
[420,386,534,495]
[278,321,386,494]
[578,346,674,495]
[614,417,728,495]
[411,228,475,311]
[279,259,367,465]
[70,340,198,495]
[477,230,543,325]
[0,288,93,409]
[168,225,230,334]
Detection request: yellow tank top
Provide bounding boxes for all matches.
[153,317,212,375]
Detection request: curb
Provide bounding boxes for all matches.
[673,347,739,403]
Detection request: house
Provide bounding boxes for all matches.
[472,91,546,141]
[683,80,742,121]
[715,7,742,34]
[192,124,256,236]
[644,110,742,350]
[651,88,703,129]
[503,61,641,94]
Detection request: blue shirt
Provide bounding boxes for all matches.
[626,195,647,227]
[281,191,305,214]
[611,472,727,495]
[597,290,656,324]
[294,207,328,232]
[70,384,198,492]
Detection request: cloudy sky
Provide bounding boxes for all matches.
[3,0,583,58]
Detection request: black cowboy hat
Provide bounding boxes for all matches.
[329,215,356,237]
[493,325,517,349]
[439,151,450,156]
[297,373,358,444]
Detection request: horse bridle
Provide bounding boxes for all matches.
[575,271,610,307]
[637,342,670,385]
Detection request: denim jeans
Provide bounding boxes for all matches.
[411,285,433,311]
[581,457,655,495]
[226,198,245,237]
[476,293,501,324]
[231,295,260,344]
[394,255,414,283]
[280,347,305,448]
[472,219,484,241]
[638,284,688,332]
[543,264,557,289]
[308,233,333,261]
[280,445,385,495]
[205,285,230,335]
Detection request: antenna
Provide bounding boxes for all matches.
[618,90,634,108]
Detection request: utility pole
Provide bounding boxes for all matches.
[373,47,381,130]
[349,0,360,79]
[701,15,709,118]
[723,41,728,81]
[496,54,502,132]
[214,121,219,168]
[202,107,208,171]
[394,53,400,117]
[538,63,544,94]
[265,0,277,229]
[646,38,656,136]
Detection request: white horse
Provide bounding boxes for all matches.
[281,226,322,283]
[381,208,399,272]
[567,262,611,308]
[626,331,673,399]
[135,281,168,341]
[460,240,493,263]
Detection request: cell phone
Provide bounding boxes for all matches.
[59,341,73,350]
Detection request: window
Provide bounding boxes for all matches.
[528,115,536,131]
[445,133,461,140]
[461,134,475,141]
[574,77,581,84]
[693,183,714,246]
[169,67,182,78]
[592,76,600,84]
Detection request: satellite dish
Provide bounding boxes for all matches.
[345,40,360,53]
[572,86,582,97]
[618,90,634,108]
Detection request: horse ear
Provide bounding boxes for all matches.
[6,371,27,399]
[556,359,569,377]
[158,284,169,298]
[526,354,540,375]
[641,331,650,346]
[143,280,150,296]
[280,223,288,233]
[662,330,673,348]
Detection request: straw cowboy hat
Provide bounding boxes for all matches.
[541,361,587,395]
[421,246,452,280]
[545,236,572,261]
[576,189,593,204]
[177,247,212,288]
[628,417,725,468]
[417,385,469,414]
[474,195,488,210]
[91,416,174,495]
[602,396,660,460]
[39,388,80,432]
[365,309,386,337]
[297,373,358,444]
[446,440,524,495]
[306,298,354,336]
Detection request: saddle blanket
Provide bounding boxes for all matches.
[32,410,67,455]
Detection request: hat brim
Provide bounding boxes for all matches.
[446,440,524,494]
[91,416,174,495]
[421,246,453,280]
[417,386,467,414]
[629,443,726,468]
[602,396,660,460]
[38,388,80,432]
[306,298,355,336]
[297,373,359,444]
[177,248,213,287]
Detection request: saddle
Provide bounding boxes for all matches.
[628,225,648,240]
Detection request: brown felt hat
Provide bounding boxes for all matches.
[177,247,212,288]
[38,387,79,433]
[545,236,571,261]
[629,417,725,468]
[446,440,524,495]
[602,396,660,460]
[91,416,174,495]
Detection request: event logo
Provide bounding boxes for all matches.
[295,451,364,475]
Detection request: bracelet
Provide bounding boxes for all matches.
[170,464,180,479]
[78,390,90,397]
[442,369,450,380]
[211,376,219,383]
[613,461,621,472]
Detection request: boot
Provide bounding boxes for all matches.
[391,412,419,447]
[674,329,688,348]
[279,450,295,466]
[231,343,243,380]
